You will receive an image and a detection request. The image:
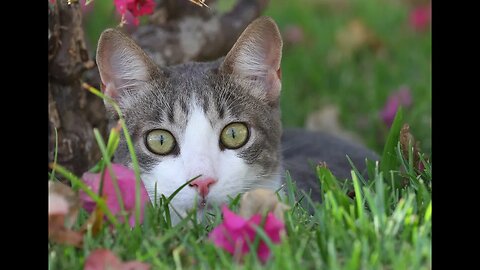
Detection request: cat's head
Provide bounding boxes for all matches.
[96,17,283,219]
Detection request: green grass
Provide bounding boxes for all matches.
[49,107,431,269]
[265,0,431,154]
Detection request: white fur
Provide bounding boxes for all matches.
[234,38,269,78]
[115,48,148,82]
[140,103,281,224]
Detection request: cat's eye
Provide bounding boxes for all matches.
[145,129,176,155]
[220,122,249,149]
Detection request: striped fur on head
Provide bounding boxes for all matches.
[96,17,283,223]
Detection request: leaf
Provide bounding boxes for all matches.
[48,182,83,247]
[329,18,384,64]
[316,164,351,209]
[305,104,362,143]
[380,107,403,176]
[49,181,79,227]
[337,19,383,54]
[399,123,426,173]
[188,0,209,8]
[84,249,150,270]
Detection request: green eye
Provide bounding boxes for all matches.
[145,129,176,155]
[220,122,249,149]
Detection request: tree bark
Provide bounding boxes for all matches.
[132,0,270,66]
[48,2,106,176]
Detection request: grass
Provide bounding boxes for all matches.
[49,102,431,269]
[265,0,431,154]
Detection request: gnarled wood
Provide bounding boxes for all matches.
[48,2,105,176]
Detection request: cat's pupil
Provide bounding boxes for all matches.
[160,135,164,145]
[230,128,236,139]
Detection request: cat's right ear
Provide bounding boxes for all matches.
[96,29,158,99]
[220,17,283,105]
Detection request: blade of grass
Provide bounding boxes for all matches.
[93,128,127,226]
[346,155,368,186]
[166,175,201,205]
[284,171,297,206]
[161,194,172,229]
[83,82,142,226]
[380,107,403,177]
[317,165,351,209]
[89,122,121,173]
[351,171,364,220]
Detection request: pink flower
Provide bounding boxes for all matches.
[209,205,285,263]
[380,86,412,127]
[84,249,150,270]
[80,0,94,14]
[114,0,156,26]
[80,164,150,227]
[409,4,431,32]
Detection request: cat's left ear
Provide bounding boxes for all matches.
[220,17,283,105]
[96,28,159,100]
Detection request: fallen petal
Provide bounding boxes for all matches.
[84,249,150,270]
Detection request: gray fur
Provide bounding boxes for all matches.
[281,129,379,201]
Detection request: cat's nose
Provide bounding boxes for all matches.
[189,178,217,198]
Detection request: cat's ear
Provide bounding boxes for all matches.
[96,29,158,99]
[220,17,283,104]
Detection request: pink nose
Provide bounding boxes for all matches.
[189,178,217,198]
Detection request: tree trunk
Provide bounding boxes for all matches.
[48,2,106,176]
[132,0,270,66]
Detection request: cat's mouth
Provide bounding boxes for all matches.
[198,198,207,209]
[197,197,218,211]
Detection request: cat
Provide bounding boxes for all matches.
[96,16,378,222]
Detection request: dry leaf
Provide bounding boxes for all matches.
[49,181,79,227]
[399,124,427,172]
[188,0,209,8]
[49,181,83,247]
[84,249,150,270]
[329,19,384,64]
[305,104,363,143]
[239,189,290,222]
[337,19,382,53]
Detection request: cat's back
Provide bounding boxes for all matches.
[281,128,379,201]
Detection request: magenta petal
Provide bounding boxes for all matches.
[109,164,135,179]
[114,0,128,15]
[209,224,237,254]
[257,242,271,263]
[209,206,286,264]
[264,213,284,243]
[79,172,100,213]
[222,205,248,230]
[409,4,431,31]
[380,86,413,127]
[137,0,156,15]
[79,163,150,227]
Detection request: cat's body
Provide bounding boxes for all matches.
[96,17,378,222]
